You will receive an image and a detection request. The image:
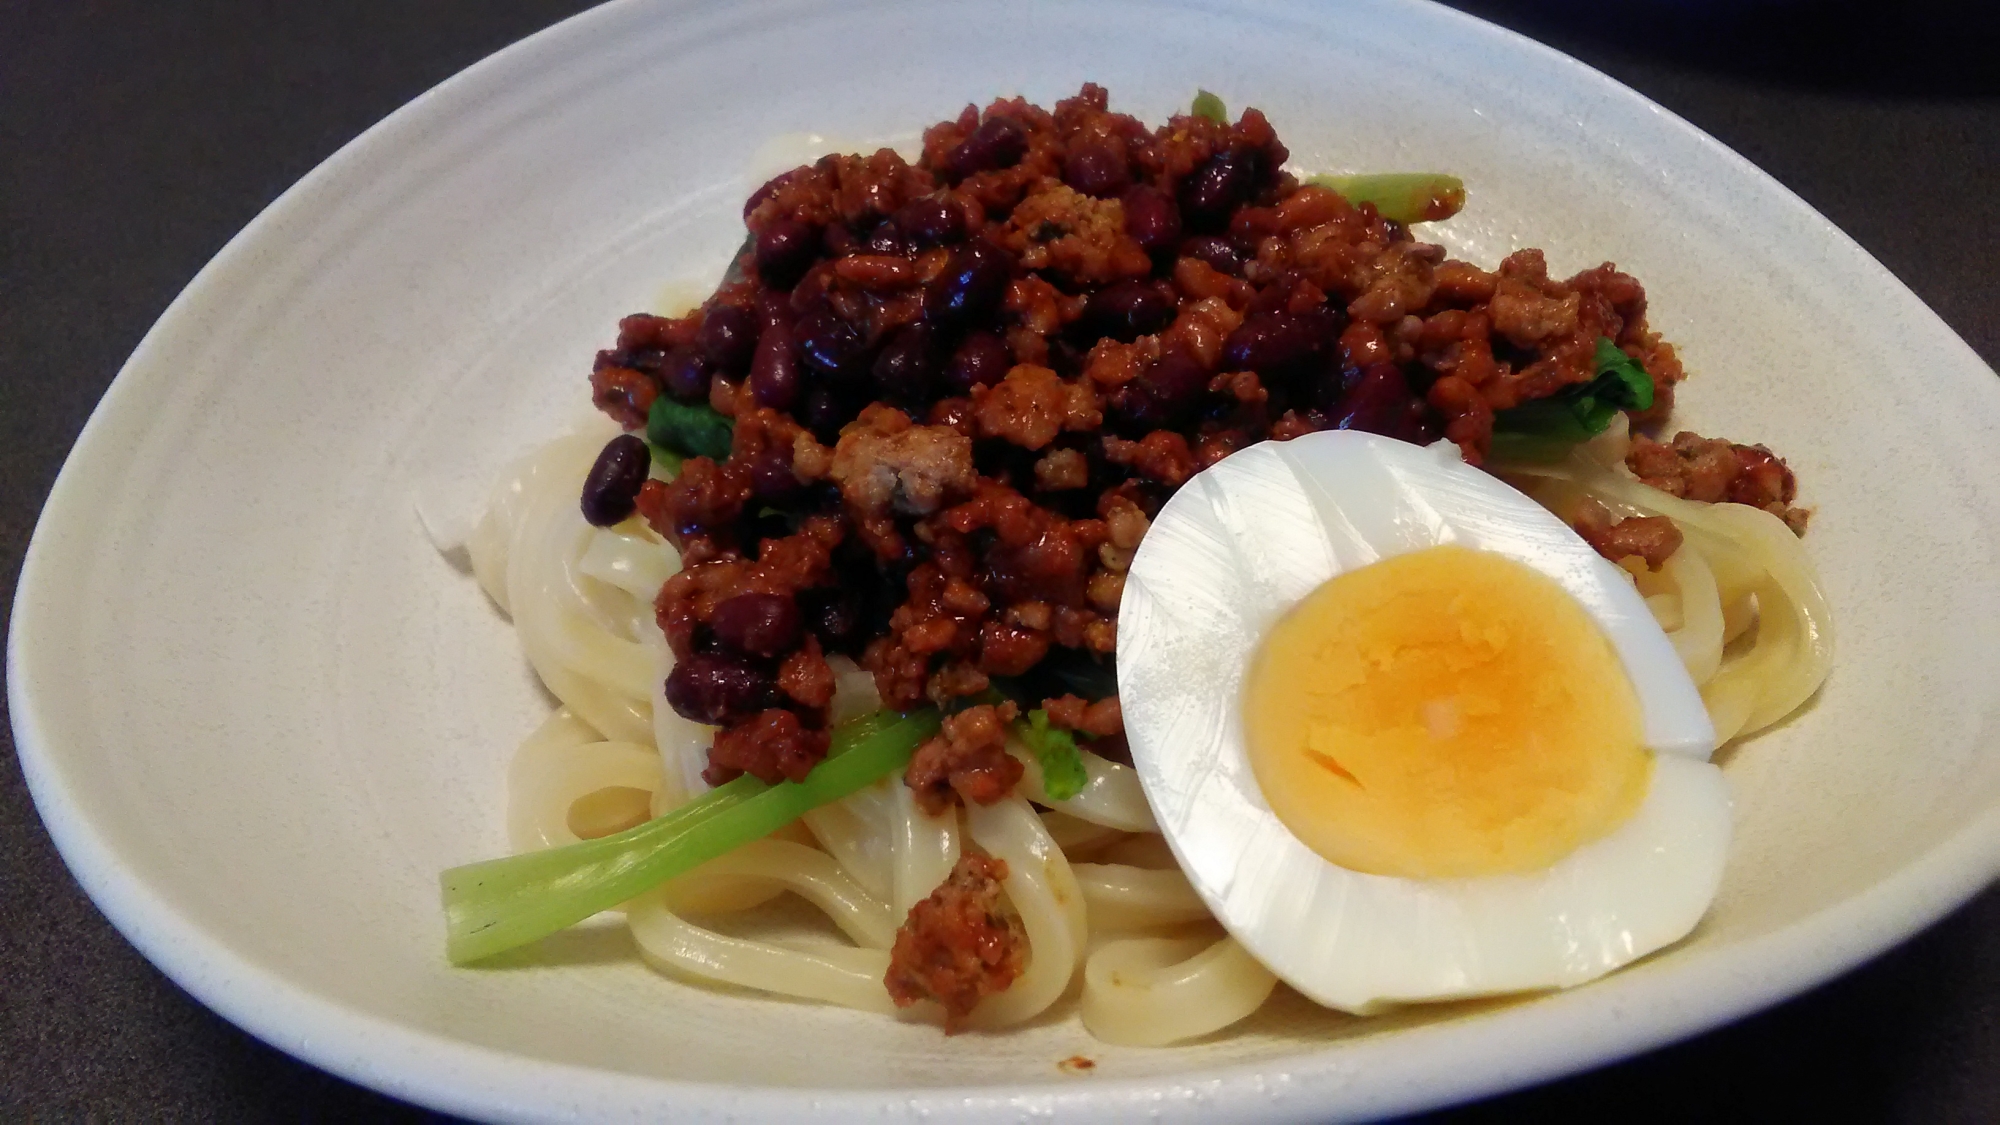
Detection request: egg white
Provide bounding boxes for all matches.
[1118,431,1728,1013]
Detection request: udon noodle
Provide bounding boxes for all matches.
[451,407,1832,1043]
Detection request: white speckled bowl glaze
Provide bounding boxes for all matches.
[10,0,2000,1121]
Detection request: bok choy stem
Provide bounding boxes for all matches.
[442,707,941,965]
[1306,172,1466,224]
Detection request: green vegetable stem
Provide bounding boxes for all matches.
[1306,172,1467,224]
[442,707,941,965]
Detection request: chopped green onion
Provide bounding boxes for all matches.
[646,395,733,463]
[442,708,940,965]
[1191,89,1228,125]
[1306,172,1466,224]
[1017,709,1088,802]
[1490,336,1656,461]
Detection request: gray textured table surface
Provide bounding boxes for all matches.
[3,1,1995,1120]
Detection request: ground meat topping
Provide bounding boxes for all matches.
[704,708,831,786]
[1628,431,1810,533]
[825,405,976,518]
[884,854,1025,1030]
[973,365,1102,450]
[904,702,1025,815]
[586,85,1807,785]
[1043,693,1124,738]
[589,365,659,431]
[997,181,1152,285]
[1572,498,1684,570]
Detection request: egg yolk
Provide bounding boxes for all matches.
[1243,544,1651,879]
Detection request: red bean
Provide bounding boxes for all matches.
[944,117,1027,179]
[1333,363,1415,437]
[864,219,909,257]
[700,304,756,373]
[873,323,941,403]
[579,434,651,527]
[1113,350,1208,433]
[799,586,865,654]
[1120,185,1181,257]
[1400,398,1442,444]
[820,223,858,258]
[664,652,775,725]
[1086,280,1176,342]
[755,218,819,288]
[1062,144,1130,199]
[793,307,866,377]
[754,290,792,330]
[745,448,802,503]
[926,241,1012,324]
[895,196,965,246]
[709,592,803,658]
[1179,151,1258,231]
[659,346,712,403]
[750,319,800,409]
[1222,313,1324,378]
[802,384,858,442]
[1183,236,1245,275]
[945,330,1012,393]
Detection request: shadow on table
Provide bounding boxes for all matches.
[1448,0,2000,97]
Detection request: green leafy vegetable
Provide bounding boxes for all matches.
[1016,709,1088,802]
[1305,172,1466,224]
[442,708,940,965]
[646,394,733,463]
[1191,89,1228,125]
[1489,337,1655,462]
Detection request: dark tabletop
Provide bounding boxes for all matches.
[3,1,1995,1120]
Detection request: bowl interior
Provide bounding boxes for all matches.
[13,0,2000,1119]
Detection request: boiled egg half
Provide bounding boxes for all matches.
[1118,430,1727,1013]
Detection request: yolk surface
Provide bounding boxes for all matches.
[1242,544,1651,879]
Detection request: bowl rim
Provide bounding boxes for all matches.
[11,0,2000,1120]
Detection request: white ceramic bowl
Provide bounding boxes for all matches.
[11,0,2000,1120]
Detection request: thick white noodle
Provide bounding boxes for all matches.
[513,442,656,702]
[467,427,655,744]
[1658,543,1725,683]
[888,782,961,920]
[671,838,897,949]
[577,521,680,606]
[1080,931,1279,1046]
[644,627,712,807]
[1009,740,1158,832]
[801,779,897,902]
[1072,863,1212,931]
[1501,452,1834,744]
[1038,810,1128,856]
[470,423,1832,1043]
[960,794,1086,1030]
[1690,502,1835,739]
[1098,832,1180,870]
[626,889,897,1013]
[508,737,662,852]
[825,656,884,725]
